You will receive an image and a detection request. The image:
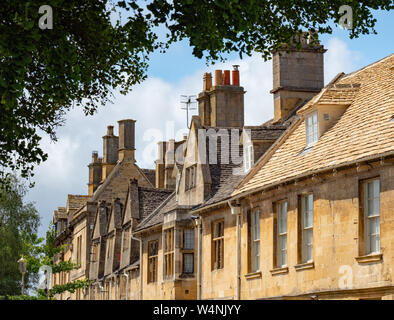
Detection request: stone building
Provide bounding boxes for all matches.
[51,37,394,299]
[52,119,158,300]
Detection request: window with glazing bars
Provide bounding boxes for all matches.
[212,220,224,270]
[76,235,82,265]
[306,112,318,146]
[276,201,288,267]
[148,240,158,283]
[182,229,194,274]
[164,228,174,278]
[364,179,380,254]
[248,209,260,272]
[301,194,313,263]
[183,229,194,250]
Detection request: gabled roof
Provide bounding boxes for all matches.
[234,53,394,196]
[66,195,89,211]
[90,160,154,203]
[54,207,67,221]
[121,178,173,227]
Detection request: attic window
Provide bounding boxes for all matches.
[306,112,318,146]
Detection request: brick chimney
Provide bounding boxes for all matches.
[271,33,326,122]
[88,151,102,196]
[198,65,245,128]
[102,125,119,181]
[118,119,136,162]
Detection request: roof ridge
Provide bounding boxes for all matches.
[138,186,172,192]
[342,53,394,80]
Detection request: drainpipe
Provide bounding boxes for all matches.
[131,232,143,300]
[192,216,202,300]
[122,271,129,300]
[228,201,241,300]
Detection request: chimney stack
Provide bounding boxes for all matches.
[223,70,231,85]
[198,66,245,127]
[88,151,102,196]
[164,139,176,190]
[271,32,326,122]
[203,72,212,91]
[102,125,119,181]
[118,119,136,162]
[155,141,167,189]
[214,70,223,86]
[232,65,240,86]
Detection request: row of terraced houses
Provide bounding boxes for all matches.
[52,37,394,300]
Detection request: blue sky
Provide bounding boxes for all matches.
[147,10,394,83]
[25,9,393,237]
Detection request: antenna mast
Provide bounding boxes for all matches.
[180,95,197,129]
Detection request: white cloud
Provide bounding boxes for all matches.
[324,37,362,83]
[26,37,357,235]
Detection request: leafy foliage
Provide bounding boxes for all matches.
[26,223,91,299]
[0,294,46,300]
[0,0,392,189]
[41,279,92,299]
[0,175,40,295]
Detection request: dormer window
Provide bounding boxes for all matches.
[306,112,318,146]
[244,144,254,172]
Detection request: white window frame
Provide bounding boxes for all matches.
[244,144,254,172]
[364,179,380,254]
[277,201,288,267]
[301,194,313,263]
[306,112,318,146]
[251,209,260,272]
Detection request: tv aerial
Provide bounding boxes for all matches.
[180,95,197,129]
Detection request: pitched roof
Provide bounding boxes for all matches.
[234,54,394,196]
[137,187,173,222]
[193,115,297,210]
[66,195,89,211]
[246,126,287,141]
[134,192,177,232]
[54,207,67,221]
[90,160,154,203]
[141,169,156,186]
